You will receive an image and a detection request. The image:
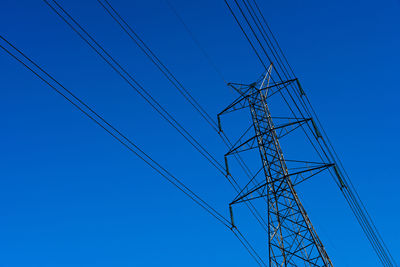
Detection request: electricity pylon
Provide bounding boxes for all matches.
[218,65,334,266]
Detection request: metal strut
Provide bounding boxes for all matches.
[220,68,334,266]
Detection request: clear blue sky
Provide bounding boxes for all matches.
[1,0,399,266]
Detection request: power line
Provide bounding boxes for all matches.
[96,0,272,236]
[0,34,266,267]
[43,1,265,233]
[225,0,333,180]
[223,0,396,265]
[0,34,229,228]
[43,0,228,178]
[41,0,268,264]
[243,1,396,264]
[97,0,220,132]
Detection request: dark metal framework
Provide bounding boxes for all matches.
[219,68,334,266]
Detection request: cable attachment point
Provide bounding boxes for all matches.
[311,118,323,138]
[296,78,306,96]
[224,156,230,177]
[229,204,236,229]
[217,114,223,133]
[333,165,346,190]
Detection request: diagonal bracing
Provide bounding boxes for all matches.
[220,69,333,267]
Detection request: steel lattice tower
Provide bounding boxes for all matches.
[219,67,334,266]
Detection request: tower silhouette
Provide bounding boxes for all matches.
[219,66,334,266]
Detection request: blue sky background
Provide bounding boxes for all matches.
[1,0,399,266]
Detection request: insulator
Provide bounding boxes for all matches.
[296,79,306,96]
[224,156,230,176]
[334,165,346,189]
[229,205,235,228]
[311,118,322,138]
[218,115,223,133]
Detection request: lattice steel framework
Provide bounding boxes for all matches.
[219,67,334,266]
